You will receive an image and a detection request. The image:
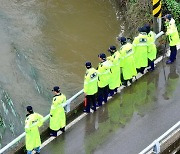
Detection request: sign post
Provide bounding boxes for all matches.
[153,0,162,33]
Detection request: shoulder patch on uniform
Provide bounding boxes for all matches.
[54,98,56,101]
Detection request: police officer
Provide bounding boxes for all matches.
[25,106,43,154]
[84,62,98,113]
[50,86,66,137]
[145,24,157,71]
[133,27,149,74]
[164,14,180,64]
[119,37,137,86]
[107,46,121,96]
[97,53,111,106]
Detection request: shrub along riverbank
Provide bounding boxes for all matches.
[113,0,179,36]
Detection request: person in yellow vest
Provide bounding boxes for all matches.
[97,53,111,106]
[164,14,180,64]
[107,45,121,96]
[25,106,43,154]
[50,86,66,137]
[145,24,157,71]
[84,61,98,113]
[119,37,137,86]
[133,27,149,74]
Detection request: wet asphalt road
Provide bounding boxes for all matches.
[41,50,180,154]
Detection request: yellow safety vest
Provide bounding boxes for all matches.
[50,94,66,131]
[97,60,112,88]
[84,68,98,95]
[107,51,121,89]
[119,43,137,80]
[133,33,149,68]
[166,19,180,46]
[25,112,43,151]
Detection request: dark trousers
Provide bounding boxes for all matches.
[123,78,132,86]
[50,129,57,137]
[170,46,177,62]
[137,67,145,74]
[148,59,155,70]
[109,88,117,96]
[85,94,96,112]
[98,86,108,106]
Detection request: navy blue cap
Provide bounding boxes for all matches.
[26,106,33,112]
[117,36,126,43]
[165,14,172,20]
[144,24,150,31]
[140,26,147,33]
[144,24,150,34]
[85,61,92,68]
[52,86,60,92]
[120,37,127,43]
[108,45,116,52]
[138,27,143,32]
[98,53,106,60]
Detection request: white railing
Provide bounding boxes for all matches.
[139,121,180,154]
[0,31,165,154]
[0,89,84,154]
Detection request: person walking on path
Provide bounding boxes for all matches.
[49,86,66,137]
[25,106,43,154]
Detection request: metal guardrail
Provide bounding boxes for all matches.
[139,121,180,154]
[0,31,165,154]
[0,89,84,154]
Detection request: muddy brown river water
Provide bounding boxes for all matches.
[0,0,122,147]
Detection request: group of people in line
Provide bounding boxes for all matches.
[84,14,180,113]
[24,14,179,154]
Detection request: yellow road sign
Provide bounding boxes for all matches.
[153,0,162,18]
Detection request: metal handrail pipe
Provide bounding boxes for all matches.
[155,31,164,40]
[139,121,180,154]
[0,132,26,154]
[0,89,84,154]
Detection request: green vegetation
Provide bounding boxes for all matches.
[112,0,152,37]
[113,0,180,36]
[164,0,180,33]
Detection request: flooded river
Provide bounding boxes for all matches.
[0,0,121,147]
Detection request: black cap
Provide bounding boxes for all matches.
[98,53,106,60]
[85,61,92,68]
[139,26,147,33]
[52,86,60,93]
[138,27,143,32]
[164,14,172,20]
[108,45,116,52]
[144,24,150,33]
[120,37,127,43]
[26,106,33,112]
[117,36,126,43]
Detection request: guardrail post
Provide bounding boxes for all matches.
[64,101,71,113]
[153,140,160,154]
